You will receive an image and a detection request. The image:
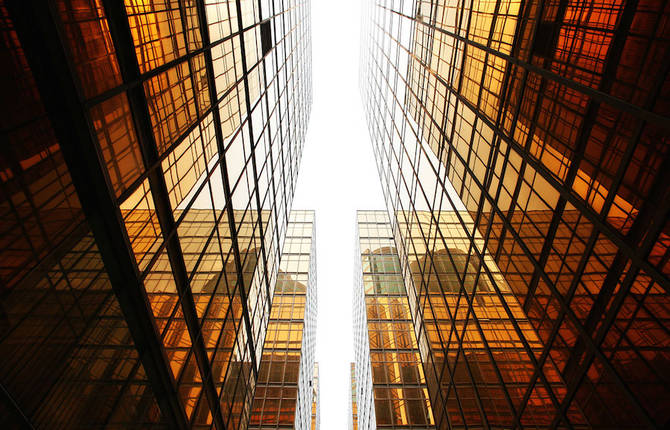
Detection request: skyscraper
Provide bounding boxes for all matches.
[354,210,585,428]
[348,363,358,430]
[354,211,434,429]
[0,1,312,429]
[311,362,320,430]
[249,210,317,430]
[361,0,669,428]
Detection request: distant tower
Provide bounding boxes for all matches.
[353,211,434,429]
[348,362,357,430]
[249,211,318,430]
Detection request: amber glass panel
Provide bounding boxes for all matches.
[212,35,241,98]
[383,2,670,424]
[125,0,187,73]
[191,52,211,115]
[205,0,236,42]
[90,92,143,199]
[144,245,178,332]
[56,0,122,98]
[249,215,315,429]
[0,8,161,427]
[161,121,207,210]
[394,211,572,428]
[163,303,193,379]
[120,179,162,272]
[244,26,262,102]
[181,0,202,52]
[212,35,244,138]
[144,60,197,155]
[0,220,164,427]
[177,206,217,276]
[179,352,205,420]
[205,236,242,398]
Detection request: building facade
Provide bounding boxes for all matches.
[361,0,669,428]
[353,211,435,429]
[249,211,318,430]
[311,362,320,430]
[0,1,312,429]
[348,362,358,430]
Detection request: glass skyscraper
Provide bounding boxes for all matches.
[249,211,317,430]
[354,211,434,429]
[348,363,358,430]
[0,1,312,429]
[360,0,669,428]
[311,362,320,430]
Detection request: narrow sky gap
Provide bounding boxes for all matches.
[292,1,385,427]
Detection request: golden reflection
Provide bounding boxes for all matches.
[144,60,198,155]
[125,0,192,73]
[249,214,315,428]
[56,0,122,98]
[396,210,579,427]
[409,0,653,233]
[120,180,162,271]
[91,93,143,199]
[357,212,435,427]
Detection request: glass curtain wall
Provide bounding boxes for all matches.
[361,0,669,428]
[311,362,320,430]
[354,211,435,429]
[249,210,317,430]
[0,1,312,429]
[349,362,358,430]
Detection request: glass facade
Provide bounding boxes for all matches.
[397,210,581,428]
[249,210,317,430]
[311,362,320,430]
[349,362,358,430]
[1,1,311,429]
[361,0,669,428]
[354,211,435,429]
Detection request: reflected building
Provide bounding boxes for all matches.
[249,211,318,430]
[0,1,311,429]
[361,0,669,428]
[353,211,435,429]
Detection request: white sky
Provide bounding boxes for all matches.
[292,0,385,427]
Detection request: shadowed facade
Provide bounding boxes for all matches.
[0,0,312,428]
